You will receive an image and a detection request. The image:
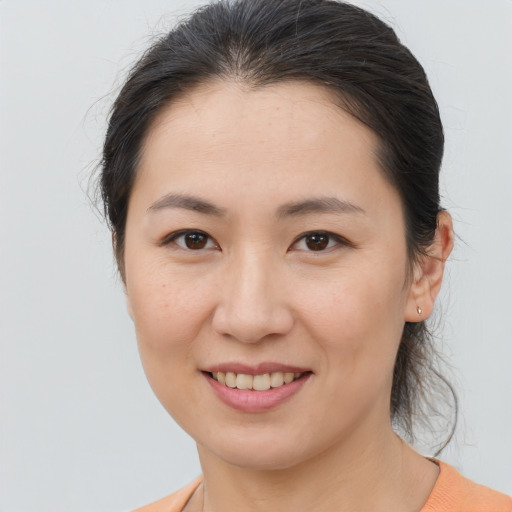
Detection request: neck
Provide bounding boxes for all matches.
[193,425,439,512]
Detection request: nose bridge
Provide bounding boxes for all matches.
[212,245,293,343]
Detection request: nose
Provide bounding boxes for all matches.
[211,249,294,343]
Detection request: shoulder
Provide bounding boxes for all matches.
[421,460,512,512]
[132,477,202,512]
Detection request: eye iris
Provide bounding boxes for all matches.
[306,233,329,251]
[185,232,208,249]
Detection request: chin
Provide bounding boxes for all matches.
[222,448,306,471]
[200,431,315,471]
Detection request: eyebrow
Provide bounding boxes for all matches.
[277,197,365,218]
[148,193,226,216]
[147,193,365,218]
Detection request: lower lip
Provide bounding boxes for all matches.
[204,372,311,413]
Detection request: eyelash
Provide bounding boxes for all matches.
[161,229,352,253]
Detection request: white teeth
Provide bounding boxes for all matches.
[270,371,284,388]
[225,372,236,388]
[284,372,295,384]
[253,373,271,391]
[211,370,304,390]
[236,373,253,390]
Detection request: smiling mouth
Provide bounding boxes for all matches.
[209,371,308,391]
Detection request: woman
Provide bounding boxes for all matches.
[99,0,511,510]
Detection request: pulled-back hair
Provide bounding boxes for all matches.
[100,0,456,452]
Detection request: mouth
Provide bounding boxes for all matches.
[203,368,312,412]
[208,370,308,391]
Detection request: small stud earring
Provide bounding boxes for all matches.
[416,306,423,316]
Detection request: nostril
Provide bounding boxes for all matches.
[212,305,294,344]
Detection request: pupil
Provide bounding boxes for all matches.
[185,232,207,249]
[306,234,329,251]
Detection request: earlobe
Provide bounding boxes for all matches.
[405,211,454,322]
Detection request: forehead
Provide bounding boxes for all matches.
[141,80,377,170]
[135,79,398,218]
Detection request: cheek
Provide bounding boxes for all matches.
[305,268,404,327]
[125,257,212,358]
[298,263,407,371]
[125,261,209,421]
[296,271,407,431]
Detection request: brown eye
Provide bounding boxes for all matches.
[184,232,209,249]
[290,231,351,253]
[305,233,330,251]
[163,230,218,250]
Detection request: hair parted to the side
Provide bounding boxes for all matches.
[100,0,457,453]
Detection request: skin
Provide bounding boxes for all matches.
[123,80,453,512]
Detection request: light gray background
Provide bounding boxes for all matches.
[1,1,511,510]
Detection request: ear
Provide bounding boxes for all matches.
[405,211,454,322]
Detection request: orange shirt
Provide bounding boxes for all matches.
[133,461,511,512]
[421,461,511,511]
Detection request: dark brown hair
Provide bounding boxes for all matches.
[100,0,456,452]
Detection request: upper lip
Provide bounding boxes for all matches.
[203,362,311,375]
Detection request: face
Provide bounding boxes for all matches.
[124,81,418,470]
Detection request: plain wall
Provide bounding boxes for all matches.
[1,1,511,510]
